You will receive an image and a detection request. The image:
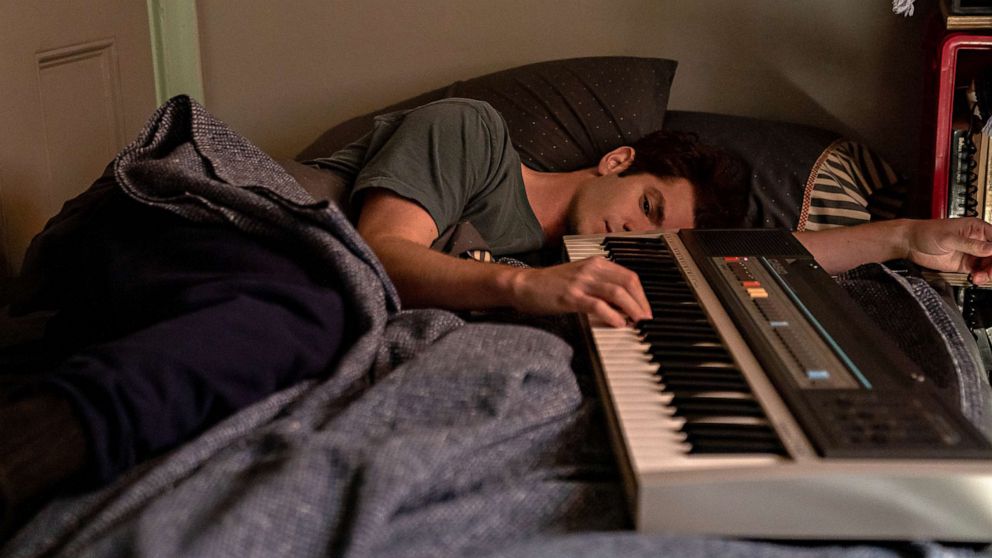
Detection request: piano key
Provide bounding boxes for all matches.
[603,238,667,246]
[686,439,786,455]
[670,397,765,418]
[638,320,714,331]
[649,345,731,357]
[656,372,746,384]
[648,356,736,369]
[681,422,782,441]
[659,379,752,393]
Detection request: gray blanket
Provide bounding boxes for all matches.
[2,96,987,558]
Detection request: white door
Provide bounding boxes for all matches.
[0,1,157,276]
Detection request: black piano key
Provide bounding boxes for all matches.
[661,379,752,393]
[642,328,720,339]
[603,247,669,257]
[610,251,675,259]
[681,424,778,441]
[620,261,678,269]
[641,328,716,339]
[658,379,752,394]
[686,435,785,455]
[641,292,696,302]
[682,422,776,437]
[659,370,751,384]
[650,356,735,369]
[642,329,721,339]
[638,320,713,330]
[642,288,695,299]
[638,318,713,330]
[639,274,687,281]
[640,283,692,292]
[645,300,698,310]
[648,307,703,315]
[648,351,735,364]
[647,307,707,319]
[608,249,674,258]
[604,237,667,244]
[683,424,786,454]
[646,340,724,351]
[602,237,666,247]
[630,272,687,282]
[647,298,701,307]
[608,253,672,262]
[648,346,733,360]
[686,438,786,455]
[644,329,717,340]
[670,397,765,417]
[658,369,748,381]
[689,441,788,456]
[657,363,741,373]
[647,299,699,309]
[608,251,675,259]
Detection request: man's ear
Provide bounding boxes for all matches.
[597,146,636,175]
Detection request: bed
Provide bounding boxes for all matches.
[1,56,990,557]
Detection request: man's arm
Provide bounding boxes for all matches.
[356,189,653,327]
[794,217,992,282]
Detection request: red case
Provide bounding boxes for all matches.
[931,33,992,218]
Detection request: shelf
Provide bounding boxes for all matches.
[942,0,992,29]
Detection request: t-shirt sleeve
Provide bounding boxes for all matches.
[349,99,510,236]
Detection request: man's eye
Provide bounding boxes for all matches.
[641,196,651,216]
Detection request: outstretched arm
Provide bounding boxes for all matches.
[794,217,992,283]
[356,189,652,326]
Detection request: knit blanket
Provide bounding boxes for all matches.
[1,96,986,558]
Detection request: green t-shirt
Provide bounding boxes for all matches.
[310,99,544,257]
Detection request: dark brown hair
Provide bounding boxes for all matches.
[621,130,746,228]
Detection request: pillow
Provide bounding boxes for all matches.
[662,110,839,230]
[296,88,448,162]
[662,110,905,230]
[297,56,677,172]
[445,56,677,171]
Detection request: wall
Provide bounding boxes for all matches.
[196,0,931,188]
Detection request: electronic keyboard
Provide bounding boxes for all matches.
[564,228,992,541]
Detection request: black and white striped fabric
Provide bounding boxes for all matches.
[801,140,905,231]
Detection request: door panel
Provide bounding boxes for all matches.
[0,2,157,276]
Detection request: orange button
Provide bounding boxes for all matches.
[742,280,761,288]
[724,256,740,262]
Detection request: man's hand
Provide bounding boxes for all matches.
[904,217,992,283]
[796,217,992,284]
[357,189,651,327]
[508,257,652,327]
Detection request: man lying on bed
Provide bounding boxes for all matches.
[311,98,992,327]
[2,97,992,540]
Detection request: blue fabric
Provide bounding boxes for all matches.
[26,192,347,484]
[837,263,992,436]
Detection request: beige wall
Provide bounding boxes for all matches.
[197,0,930,183]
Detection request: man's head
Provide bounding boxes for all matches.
[566,130,745,235]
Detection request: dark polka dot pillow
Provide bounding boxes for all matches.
[296,57,677,171]
[446,57,677,171]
